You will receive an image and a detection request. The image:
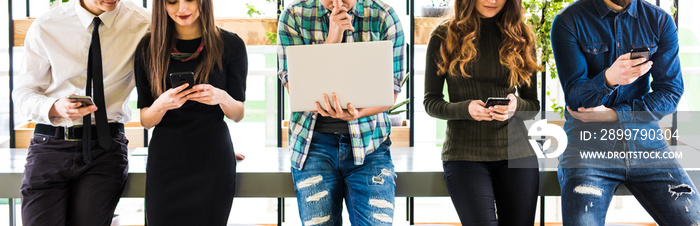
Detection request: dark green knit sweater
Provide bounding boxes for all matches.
[423,17,540,161]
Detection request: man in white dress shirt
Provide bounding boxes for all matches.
[12,0,149,225]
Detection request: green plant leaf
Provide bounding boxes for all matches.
[388,110,407,115]
[246,3,262,17]
[265,30,277,45]
[400,72,410,88]
[388,99,410,114]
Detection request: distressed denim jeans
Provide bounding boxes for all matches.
[291,132,395,226]
[558,140,700,226]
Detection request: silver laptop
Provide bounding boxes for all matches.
[286,41,395,112]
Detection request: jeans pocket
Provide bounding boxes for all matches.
[29,134,51,146]
[111,133,129,152]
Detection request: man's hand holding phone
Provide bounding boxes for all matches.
[604,49,653,87]
[49,95,98,121]
[325,0,354,44]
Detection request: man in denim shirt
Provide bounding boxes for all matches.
[277,0,404,224]
[552,0,700,225]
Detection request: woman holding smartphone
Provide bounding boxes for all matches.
[423,0,541,225]
[134,0,247,225]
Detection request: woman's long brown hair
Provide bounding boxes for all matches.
[143,0,223,98]
[436,0,540,88]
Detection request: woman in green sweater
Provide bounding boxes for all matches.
[424,0,541,225]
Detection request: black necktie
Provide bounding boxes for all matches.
[83,17,112,164]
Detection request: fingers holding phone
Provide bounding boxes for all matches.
[488,95,518,121]
[154,83,195,112]
[468,100,493,121]
[484,95,516,121]
[605,48,653,86]
[50,95,98,121]
[187,84,229,106]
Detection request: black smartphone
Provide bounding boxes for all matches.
[68,95,94,107]
[484,97,511,108]
[630,47,650,66]
[169,72,195,88]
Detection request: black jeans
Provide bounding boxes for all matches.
[20,133,129,226]
[443,156,539,226]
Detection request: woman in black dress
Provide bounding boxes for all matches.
[134,0,247,225]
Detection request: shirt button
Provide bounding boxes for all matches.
[306,137,311,141]
[593,48,598,52]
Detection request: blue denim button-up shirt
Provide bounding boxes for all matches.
[551,0,683,152]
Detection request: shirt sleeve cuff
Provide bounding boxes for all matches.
[461,100,474,121]
[278,71,289,86]
[596,69,618,96]
[393,72,402,94]
[514,97,538,119]
[42,97,64,126]
[612,103,632,123]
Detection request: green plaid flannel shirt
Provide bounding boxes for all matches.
[277,0,405,170]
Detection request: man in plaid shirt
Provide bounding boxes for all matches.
[277,0,404,224]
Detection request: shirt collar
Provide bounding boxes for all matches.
[594,0,638,18]
[318,0,366,18]
[75,0,120,30]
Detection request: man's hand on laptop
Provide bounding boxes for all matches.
[567,105,619,123]
[315,93,360,121]
[325,0,355,44]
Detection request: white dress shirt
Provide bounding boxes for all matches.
[13,0,150,126]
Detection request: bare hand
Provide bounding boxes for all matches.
[605,53,653,86]
[187,84,229,105]
[153,84,194,112]
[315,93,360,121]
[49,95,98,121]
[235,153,245,160]
[567,106,618,123]
[468,100,493,121]
[325,0,354,43]
[488,94,517,121]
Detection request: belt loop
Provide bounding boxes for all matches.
[54,126,61,138]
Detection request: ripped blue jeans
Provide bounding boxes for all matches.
[558,139,700,226]
[291,132,395,226]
